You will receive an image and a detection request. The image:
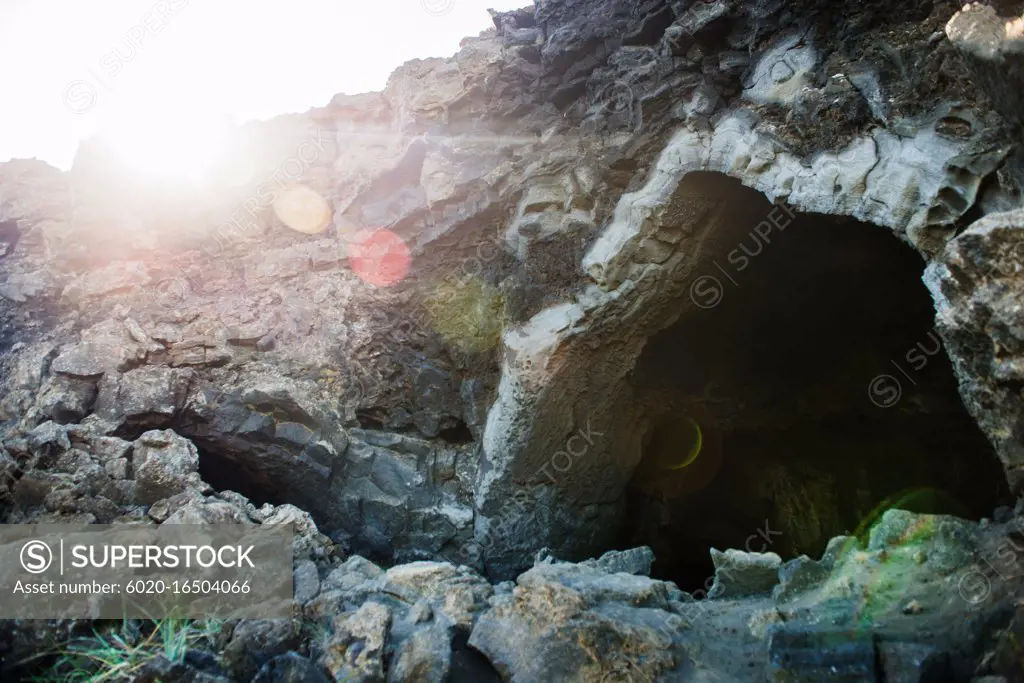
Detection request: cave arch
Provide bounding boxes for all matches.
[617,173,1007,588]
[475,120,1011,580]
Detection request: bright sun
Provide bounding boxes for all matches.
[99,103,231,183]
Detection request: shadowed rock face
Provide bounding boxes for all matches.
[1,0,1023,588]
[0,221,19,259]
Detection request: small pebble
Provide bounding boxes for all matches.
[913,550,927,565]
[902,600,924,615]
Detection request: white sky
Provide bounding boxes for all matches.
[0,0,527,169]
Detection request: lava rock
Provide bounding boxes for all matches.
[877,641,949,683]
[132,429,203,504]
[252,653,330,683]
[382,562,493,630]
[321,602,392,682]
[36,375,98,423]
[26,420,71,461]
[222,619,302,683]
[133,655,198,683]
[293,559,321,605]
[578,546,656,576]
[767,626,877,682]
[94,365,193,427]
[867,509,976,573]
[162,496,250,524]
[387,623,451,683]
[468,556,682,682]
[774,555,831,603]
[707,548,783,599]
[50,342,117,378]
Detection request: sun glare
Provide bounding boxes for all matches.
[1,0,532,169]
[99,104,231,183]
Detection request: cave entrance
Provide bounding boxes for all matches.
[196,445,285,510]
[619,173,1011,591]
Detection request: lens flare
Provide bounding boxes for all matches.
[630,410,722,500]
[793,487,972,633]
[218,152,255,188]
[273,185,332,234]
[667,417,703,470]
[347,229,411,287]
[849,487,969,546]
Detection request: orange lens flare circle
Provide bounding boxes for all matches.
[273,185,332,235]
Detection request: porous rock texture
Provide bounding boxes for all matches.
[3,0,1024,679]
[1,430,1023,682]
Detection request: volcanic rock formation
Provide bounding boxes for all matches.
[2,0,1024,680]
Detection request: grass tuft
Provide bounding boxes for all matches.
[23,619,222,683]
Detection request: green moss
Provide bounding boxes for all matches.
[424,278,505,354]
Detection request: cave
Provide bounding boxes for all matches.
[196,445,287,510]
[617,173,1012,591]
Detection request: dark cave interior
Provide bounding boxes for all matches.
[196,444,288,511]
[618,173,1013,592]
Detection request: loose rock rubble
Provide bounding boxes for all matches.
[0,421,1021,680]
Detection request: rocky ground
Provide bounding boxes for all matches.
[2,0,1024,679]
[2,421,1024,681]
